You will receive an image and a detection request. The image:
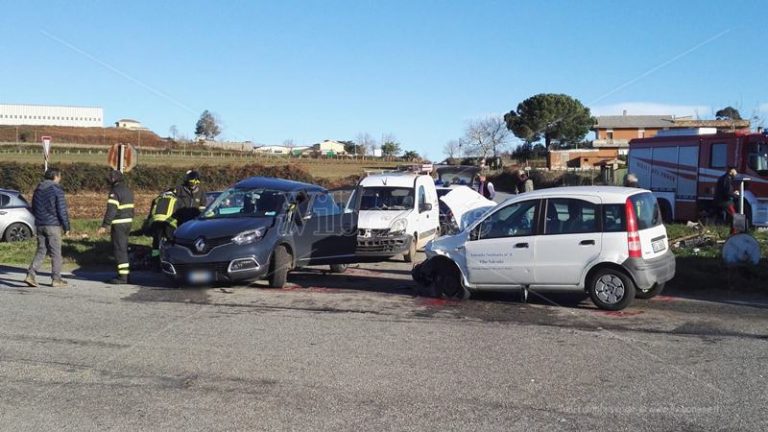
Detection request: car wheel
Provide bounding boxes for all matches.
[4,223,32,242]
[588,268,635,311]
[636,282,665,299]
[433,262,469,300]
[268,245,291,288]
[329,264,348,273]
[404,236,417,263]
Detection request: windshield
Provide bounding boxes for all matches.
[359,187,414,211]
[748,142,768,175]
[201,188,287,219]
[437,167,478,186]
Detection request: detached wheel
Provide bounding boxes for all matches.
[433,262,470,300]
[268,245,291,288]
[329,264,348,273]
[404,236,417,263]
[588,268,635,311]
[636,282,664,299]
[4,223,32,242]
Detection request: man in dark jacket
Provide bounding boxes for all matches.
[715,166,739,233]
[25,168,70,288]
[171,170,206,226]
[97,170,134,284]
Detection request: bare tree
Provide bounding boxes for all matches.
[463,116,511,158]
[169,125,178,140]
[356,132,377,156]
[282,139,296,156]
[443,139,460,159]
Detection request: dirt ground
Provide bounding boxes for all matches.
[67,192,155,219]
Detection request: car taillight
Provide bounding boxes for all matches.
[625,198,642,258]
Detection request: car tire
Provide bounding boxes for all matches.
[588,268,636,311]
[433,261,469,300]
[329,264,348,273]
[404,236,417,263]
[636,282,665,299]
[3,223,32,242]
[268,245,291,288]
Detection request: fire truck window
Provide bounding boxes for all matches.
[710,143,727,169]
[748,142,768,174]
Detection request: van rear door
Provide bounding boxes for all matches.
[628,192,668,259]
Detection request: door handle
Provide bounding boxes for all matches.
[579,240,595,245]
[0,211,6,215]
[514,242,529,248]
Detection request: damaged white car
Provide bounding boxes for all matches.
[412,187,676,311]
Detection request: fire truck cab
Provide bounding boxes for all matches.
[628,128,768,227]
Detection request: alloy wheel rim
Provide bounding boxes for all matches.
[595,274,625,304]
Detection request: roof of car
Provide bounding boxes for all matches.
[507,186,647,203]
[359,172,427,188]
[232,177,325,192]
[0,188,21,194]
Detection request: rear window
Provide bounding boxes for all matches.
[629,193,662,230]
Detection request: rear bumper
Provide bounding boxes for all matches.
[622,250,676,291]
[356,233,413,257]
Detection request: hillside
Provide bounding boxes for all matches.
[0,125,168,147]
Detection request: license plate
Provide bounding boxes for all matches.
[652,239,666,253]
[188,270,213,284]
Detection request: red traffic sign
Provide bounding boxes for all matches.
[107,143,138,172]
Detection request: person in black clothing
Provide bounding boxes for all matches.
[171,170,206,226]
[97,170,134,284]
[715,166,739,233]
[25,168,71,288]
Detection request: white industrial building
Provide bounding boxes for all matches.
[0,104,103,127]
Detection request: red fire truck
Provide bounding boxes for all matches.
[628,128,768,227]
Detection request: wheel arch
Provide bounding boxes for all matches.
[426,255,470,289]
[3,221,35,240]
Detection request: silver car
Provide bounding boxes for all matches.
[0,189,35,242]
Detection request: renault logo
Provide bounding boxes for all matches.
[194,238,206,253]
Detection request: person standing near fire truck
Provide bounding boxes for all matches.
[715,166,739,233]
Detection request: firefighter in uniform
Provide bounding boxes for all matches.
[172,170,207,226]
[97,170,134,284]
[146,190,178,269]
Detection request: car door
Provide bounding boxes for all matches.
[463,199,540,286]
[299,191,358,265]
[534,196,602,286]
[0,193,11,234]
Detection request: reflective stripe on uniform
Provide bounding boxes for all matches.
[118,263,130,269]
[111,218,133,224]
[118,203,134,209]
[107,199,120,206]
[118,270,130,275]
[151,250,160,257]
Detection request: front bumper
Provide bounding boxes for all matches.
[356,233,413,257]
[162,241,273,285]
[622,250,676,291]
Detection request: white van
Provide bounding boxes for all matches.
[355,173,439,262]
[413,186,676,310]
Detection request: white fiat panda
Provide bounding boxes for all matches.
[413,186,676,310]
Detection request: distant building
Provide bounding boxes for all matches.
[593,111,750,155]
[201,140,254,152]
[114,119,145,130]
[548,148,622,170]
[313,140,347,156]
[0,103,103,127]
[254,145,310,155]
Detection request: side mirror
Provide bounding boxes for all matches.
[421,203,432,212]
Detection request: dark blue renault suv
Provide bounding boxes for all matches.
[162,177,359,287]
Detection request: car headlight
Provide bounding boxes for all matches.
[389,218,407,234]
[232,227,266,245]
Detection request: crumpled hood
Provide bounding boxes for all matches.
[357,210,411,229]
[439,186,496,230]
[174,217,275,240]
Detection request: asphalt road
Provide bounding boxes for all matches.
[0,257,767,432]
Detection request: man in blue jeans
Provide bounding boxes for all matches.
[25,168,71,288]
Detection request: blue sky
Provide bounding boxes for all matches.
[1,0,766,159]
